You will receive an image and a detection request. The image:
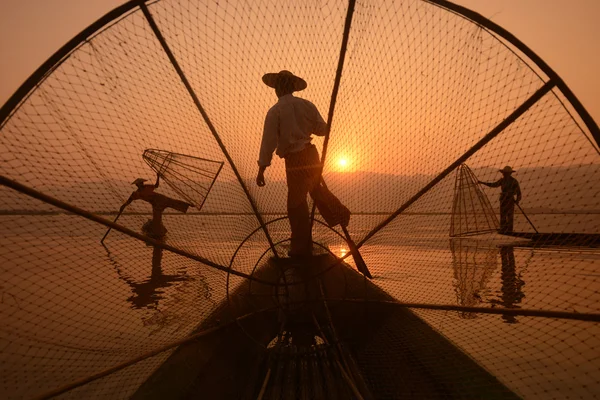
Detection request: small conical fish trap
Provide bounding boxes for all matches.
[1,1,599,399]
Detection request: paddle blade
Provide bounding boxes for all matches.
[342,226,372,279]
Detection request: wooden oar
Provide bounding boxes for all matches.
[101,207,125,244]
[316,178,372,279]
[341,225,372,279]
[516,203,539,233]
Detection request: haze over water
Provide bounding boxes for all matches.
[1,214,598,399]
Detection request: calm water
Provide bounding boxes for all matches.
[0,214,598,399]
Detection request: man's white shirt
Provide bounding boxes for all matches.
[258,94,328,167]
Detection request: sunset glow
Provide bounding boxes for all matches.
[338,158,349,169]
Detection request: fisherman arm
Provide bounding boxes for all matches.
[515,180,522,204]
[308,102,328,136]
[257,108,279,187]
[478,178,502,188]
[256,166,267,187]
[120,193,137,212]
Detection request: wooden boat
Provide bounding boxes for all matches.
[132,255,519,399]
[1,0,599,399]
[508,232,600,248]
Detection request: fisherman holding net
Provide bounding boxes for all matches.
[479,166,522,234]
[120,174,192,240]
[256,70,351,258]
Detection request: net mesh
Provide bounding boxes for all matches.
[1,0,599,399]
[450,163,499,237]
[142,149,223,210]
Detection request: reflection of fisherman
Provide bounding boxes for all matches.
[117,246,189,309]
[121,174,192,240]
[490,246,525,323]
[256,70,350,257]
[478,166,522,234]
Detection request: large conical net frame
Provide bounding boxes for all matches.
[450,163,499,237]
[1,0,599,399]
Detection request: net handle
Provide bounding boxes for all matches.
[100,207,125,244]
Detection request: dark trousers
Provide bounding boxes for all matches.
[499,194,515,234]
[285,145,322,256]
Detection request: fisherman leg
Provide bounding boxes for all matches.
[285,146,319,256]
[287,195,311,256]
[505,201,515,233]
[145,205,167,239]
[291,145,351,228]
[499,195,511,234]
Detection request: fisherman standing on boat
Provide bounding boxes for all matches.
[478,166,522,234]
[256,70,349,257]
[121,174,192,240]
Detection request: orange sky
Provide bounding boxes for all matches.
[1,0,599,126]
[0,0,597,225]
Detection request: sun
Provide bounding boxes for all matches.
[338,158,349,169]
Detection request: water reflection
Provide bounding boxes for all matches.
[451,239,497,319]
[327,244,349,258]
[489,246,526,323]
[451,239,526,323]
[104,244,191,309]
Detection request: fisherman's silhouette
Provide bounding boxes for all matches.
[479,166,522,234]
[121,174,192,240]
[106,245,190,309]
[490,246,525,323]
[256,70,350,258]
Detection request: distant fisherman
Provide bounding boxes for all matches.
[257,70,350,258]
[121,174,192,240]
[478,166,522,234]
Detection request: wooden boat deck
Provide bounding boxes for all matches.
[132,255,519,399]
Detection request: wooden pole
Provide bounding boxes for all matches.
[100,207,125,244]
[315,176,372,279]
[140,3,279,258]
[341,225,372,279]
[516,203,539,233]
[309,0,356,227]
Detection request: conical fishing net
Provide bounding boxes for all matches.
[1,0,599,399]
[450,163,499,237]
[142,149,223,210]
